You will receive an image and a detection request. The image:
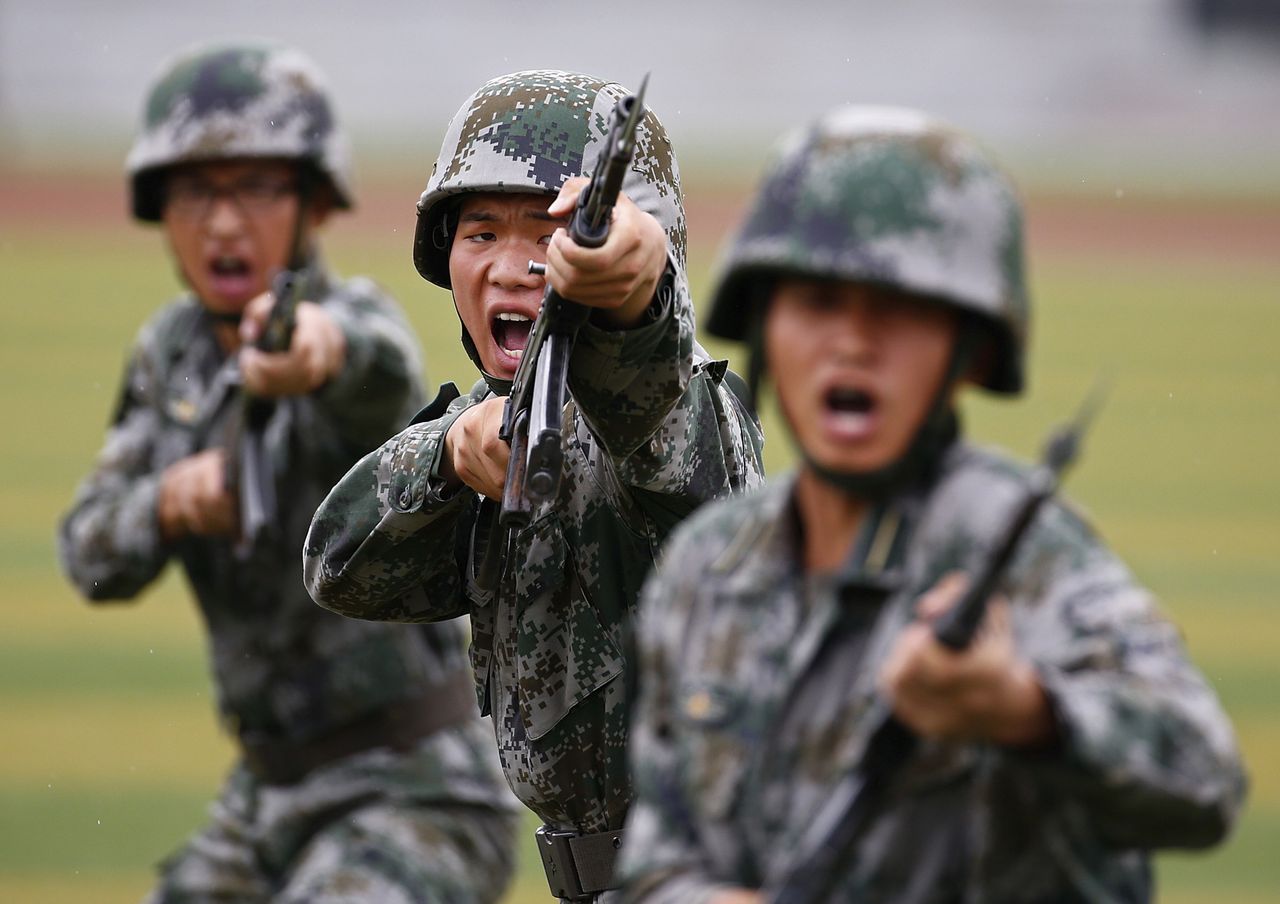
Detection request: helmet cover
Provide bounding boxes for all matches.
[413,69,685,288]
[707,106,1029,394]
[127,40,354,222]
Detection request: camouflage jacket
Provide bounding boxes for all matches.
[58,268,504,802]
[305,263,765,832]
[618,443,1246,903]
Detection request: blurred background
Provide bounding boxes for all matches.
[2,1,1277,901]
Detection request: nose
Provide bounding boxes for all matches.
[205,193,247,236]
[829,296,879,362]
[488,242,543,290]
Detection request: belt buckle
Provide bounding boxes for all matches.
[536,825,585,900]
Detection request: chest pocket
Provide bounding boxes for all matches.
[152,381,207,467]
[514,512,624,742]
[676,678,755,822]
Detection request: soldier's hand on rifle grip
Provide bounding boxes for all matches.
[880,572,1055,747]
[157,448,239,540]
[240,295,346,397]
[545,177,668,328]
[442,396,510,502]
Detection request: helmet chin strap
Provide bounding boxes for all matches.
[445,199,516,398]
[460,326,515,397]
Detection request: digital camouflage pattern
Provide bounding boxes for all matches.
[413,69,686,287]
[145,732,516,904]
[59,266,518,902]
[706,106,1028,394]
[618,445,1246,903]
[305,262,765,837]
[127,41,355,221]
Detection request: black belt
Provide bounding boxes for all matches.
[536,824,624,901]
[240,671,475,785]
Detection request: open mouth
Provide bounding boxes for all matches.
[492,311,534,359]
[210,254,250,278]
[204,253,258,303]
[825,387,875,416]
[821,385,880,441]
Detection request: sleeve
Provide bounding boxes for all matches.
[303,384,481,623]
[618,538,744,904]
[57,343,170,602]
[1009,501,1247,850]
[312,279,427,450]
[569,258,765,527]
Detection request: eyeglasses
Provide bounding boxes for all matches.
[165,174,297,220]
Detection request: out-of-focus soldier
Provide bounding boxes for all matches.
[58,40,518,904]
[616,106,1247,904]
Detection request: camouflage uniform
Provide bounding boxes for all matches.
[616,108,1246,903]
[619,457,1246,903]
[304,70,764,859]
[58,42,518,904]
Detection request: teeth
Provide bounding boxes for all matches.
[496,312,531,322]
[503,348,524,359]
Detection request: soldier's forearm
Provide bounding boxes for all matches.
[59,475,169,601]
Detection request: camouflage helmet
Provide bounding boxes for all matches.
[413,69,685,288]
[707,106,1029,395]
[126,41,355,222]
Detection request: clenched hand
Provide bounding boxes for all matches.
[238,294,346,397]
[880,572,1057,748]
[157,448,237,539]
[544,176,668,329]
[442,396,510,501]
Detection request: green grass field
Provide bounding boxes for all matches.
[1,173,1277,902]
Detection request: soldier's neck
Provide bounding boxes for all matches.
[794,468,869,574]
[213,321,242,355]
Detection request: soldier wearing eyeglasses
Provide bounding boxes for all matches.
[57,41,519,903]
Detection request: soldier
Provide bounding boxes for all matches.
[616,106,1247,903]
[58,41,518,903]
[304,70,765,902]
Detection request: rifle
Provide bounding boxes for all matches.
[473,75,649,589]
[768,383,1106,904]
[227,266,305,557]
